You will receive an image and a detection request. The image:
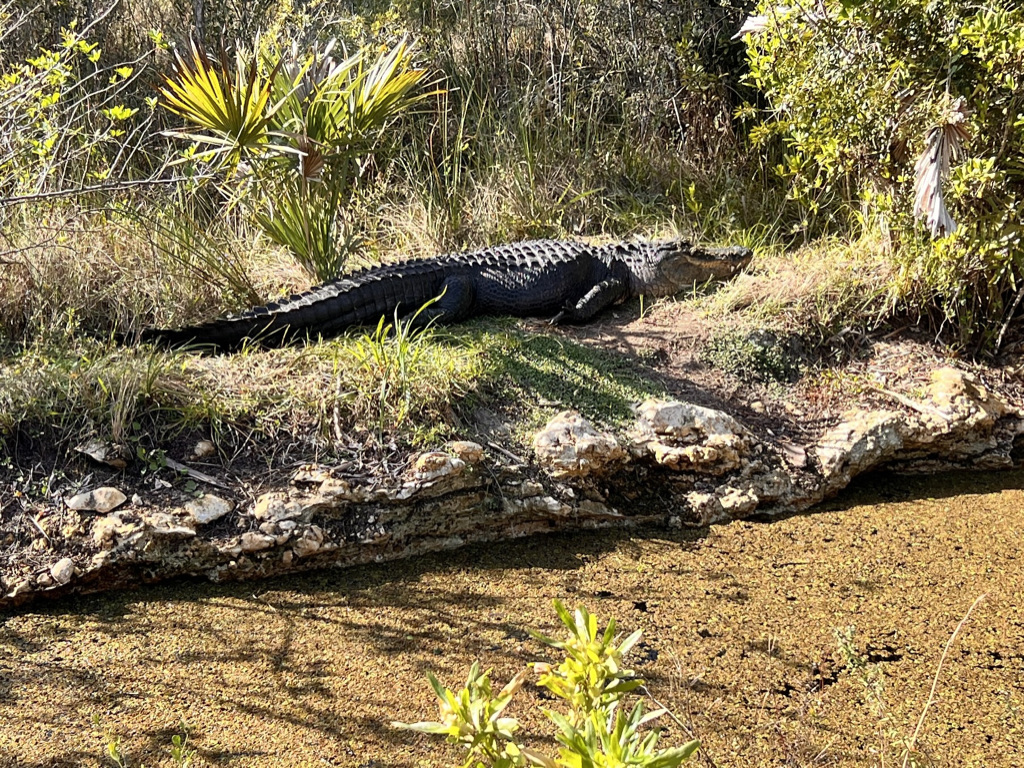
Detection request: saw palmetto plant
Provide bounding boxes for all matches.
[159,37,430,281]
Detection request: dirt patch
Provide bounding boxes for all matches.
[1,469,1021,767]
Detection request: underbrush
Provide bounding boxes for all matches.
[0,203,307,345]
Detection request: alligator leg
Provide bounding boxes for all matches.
[410,275,477,326]
[549,278,628,324]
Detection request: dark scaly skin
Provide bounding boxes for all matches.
[142,239,752,352]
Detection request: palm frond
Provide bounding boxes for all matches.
[159,42,278,160]
[913,97,971,238]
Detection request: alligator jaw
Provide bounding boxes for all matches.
[687,244,754,274]
[642,241,753,296]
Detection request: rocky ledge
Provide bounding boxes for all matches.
[2,367,1022,610]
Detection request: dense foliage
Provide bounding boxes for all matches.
[742,0,1024,346]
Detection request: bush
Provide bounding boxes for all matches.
[740,0,1024,349]
[0,16,152,197]
[158,36,429,280]
[741,1,1024,350]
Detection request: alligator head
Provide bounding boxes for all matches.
[628,239,753,297]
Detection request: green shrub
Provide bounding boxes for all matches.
[740,0,1024,348]
[0,17,151,196]
[701,327,802,382]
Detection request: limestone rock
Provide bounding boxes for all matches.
[533,411,626,479]
[816,410,907,483]
[632,400,749,474]
[240,531,275,552]
[412,451,466,481]
[65,487,127,514]
[192,439,216,458]
[926,368,1014,429]
[686,492,723,524]
[252,494,312,523]
[143,512,196,539]
[75,440,130,469]
[49,557,76,585]
[184,494,234,526]
[319,478,360,501]
[719,487,759,517]
[635,399,746,440]
[446,440,485,464]
[92,512,141,548]
[292,526,325,558]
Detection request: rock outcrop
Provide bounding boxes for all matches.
[3,367,1021,610]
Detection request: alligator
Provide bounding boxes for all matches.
[142,238,752,351]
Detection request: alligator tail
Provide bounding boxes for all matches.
[142,262,448,352]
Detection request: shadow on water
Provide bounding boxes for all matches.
[751,466,1024,527]
[0,526,713,764]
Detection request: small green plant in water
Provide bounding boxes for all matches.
[395,600,699,768]
[94,715,195,767]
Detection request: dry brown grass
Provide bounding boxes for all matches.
[0,203,309,347]
[704,236,894,342]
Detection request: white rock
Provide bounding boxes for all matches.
[927,367,1014,426]
[49,557,76,585]
[686,492,724,524]
[292,525,324,558]
[319,478,367,501]
[446,441,485,464]
[240,531,276,552]
[252,494,307,522]
[718,487,759,517]
[75,440,129,468]
[533,411,626,478]
[192,439,216,458]
[632,400,749,473]
[92,513,139,548]
[184,494,234,525]
[816,410,905,481]
[412,451,466,481]
[143,512,196,539]
[65,487,127,513]
[635,399,745,439]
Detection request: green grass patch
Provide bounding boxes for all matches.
[0,327,487,457]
